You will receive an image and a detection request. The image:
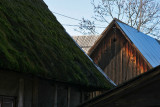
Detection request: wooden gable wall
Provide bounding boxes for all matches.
[90,24,151,85]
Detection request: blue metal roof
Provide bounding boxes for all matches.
[116,21,160,67]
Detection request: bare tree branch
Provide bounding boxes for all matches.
[77,0,160,39]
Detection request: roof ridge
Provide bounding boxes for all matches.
[113,18,139,31]
[115,19,159,40]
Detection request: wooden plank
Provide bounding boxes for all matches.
[18,78,24,107]
[128,43,132,80]
[137,53,140,75]
[131,48,134,78]
[139,56,144,74]
[102,39,106,53]
[105,36,111,77]
[119,32,123,84]
[108,37,112,82]
[54,85,58,107]
[90,92,93,99]
[130,44,134,80]
[142,57,144,74]
[114,36,118,84]
[94,92,96,98]
[132,49,137,78]
[67,87,71,107]
[122,41,126,83]
[136,52,138,76]
[100,39,109,71]
[98,43,102,62]
[147,65,150,71]
[111,36,115,83]
[119,44,123,84]
[142,57,145,74]
[129,45,133,80]
[135,51,138,76]
[126,42,129,81]
[116,37,120,84]
[81,90,84,103]
[96,91,99,96]
[127,43,129,80]
[32,77,38,107]
[144,62,148,73]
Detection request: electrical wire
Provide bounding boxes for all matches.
[52,11,106,28]
[52,11,81,21]
[62,24,106,28]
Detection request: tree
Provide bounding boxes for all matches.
[77,0,160,39]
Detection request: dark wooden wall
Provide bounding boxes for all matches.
[90,25,151,85]
[106,76,160,107]
[0,70,102,107]
[80,67,160,107]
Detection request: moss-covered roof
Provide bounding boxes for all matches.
[0,0,114,89]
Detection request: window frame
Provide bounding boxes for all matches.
[0,96,16,107]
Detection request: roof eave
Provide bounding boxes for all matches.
[88,19,116,56]
[66,31,116,88]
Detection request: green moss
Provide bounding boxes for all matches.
[0,0,114,89]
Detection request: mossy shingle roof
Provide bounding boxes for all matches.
[0,0,115,89]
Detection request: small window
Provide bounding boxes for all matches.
[0,96,15,107]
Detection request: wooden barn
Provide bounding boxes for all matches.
[87,19,160,85]
[0,0,115,107]
[80,65,160,107]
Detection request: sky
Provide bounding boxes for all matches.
[43,0,105,36]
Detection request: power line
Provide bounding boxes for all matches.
[52,11,106,28]
[52,11,81,21]
[62,24,106,28]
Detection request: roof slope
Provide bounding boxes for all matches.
[72,36,99,53]
[80,65,160,106]
[88,19,160,68]
[0,0,115,89]
[116,21,160,67]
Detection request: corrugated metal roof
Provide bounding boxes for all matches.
[116,21,160,67]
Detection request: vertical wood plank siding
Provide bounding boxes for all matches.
[90,27,150,85]
[18,78,24,107]
[32,77,38,107]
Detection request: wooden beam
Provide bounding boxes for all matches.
[32,77,38,107]
[67,87,70,107]
[18,78,24,107]
[119,42,123,84]
[81,90,84,103]
[122,41,126,83]
[107,36,112,82]
[54,85,58,107]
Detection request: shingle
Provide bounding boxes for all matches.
[72,36,99,53]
